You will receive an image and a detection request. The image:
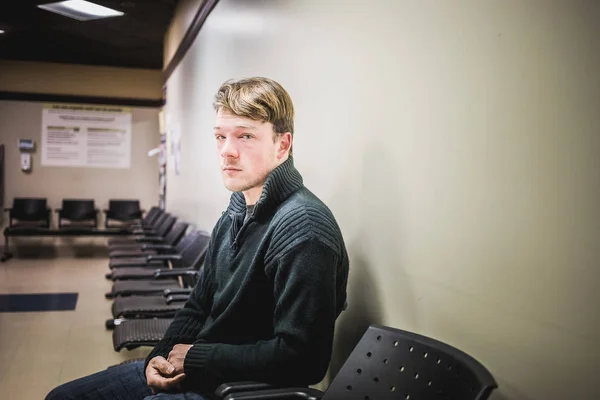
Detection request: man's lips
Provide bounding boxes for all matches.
[223,167,242,171]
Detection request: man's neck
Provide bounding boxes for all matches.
[243,186,263,206]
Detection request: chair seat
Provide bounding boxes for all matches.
[110,267,164,280]
[109,279,180,297]
[109,249,158,258]
[108,242,145,250]
[109,257,166,269]
[10,222,49,229]
[5,226,49,234]
[112,296,184,318]
[113,318,173,351]
[59,224,95,229]
[107,238,139,246]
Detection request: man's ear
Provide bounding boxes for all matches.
[277,132,292,159]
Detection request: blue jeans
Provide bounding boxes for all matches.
[45,361,207,400]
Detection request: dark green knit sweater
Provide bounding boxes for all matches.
[145,157,349,394]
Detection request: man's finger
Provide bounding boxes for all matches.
[168,373,186,386]
[152,356,175,376]
[148,373,186,391]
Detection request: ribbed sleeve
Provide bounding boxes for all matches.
[144,266,213,370]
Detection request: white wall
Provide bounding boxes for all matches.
[163,1,600,399]
[163,0,206,68]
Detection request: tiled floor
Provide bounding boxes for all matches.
[0,256,151,399]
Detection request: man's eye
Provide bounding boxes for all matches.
[215,135,225,140]
[241,134,252,140]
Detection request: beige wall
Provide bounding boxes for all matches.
[163,0,206,68]
[0,60,162,240]
[163,0,600,399]
[0,60,162,99]
[0,100,160,231]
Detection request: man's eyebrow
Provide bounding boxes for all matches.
[213,125,257,130]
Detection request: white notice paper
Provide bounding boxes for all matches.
[41,103,132,169]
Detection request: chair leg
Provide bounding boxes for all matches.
[1,233,12,262]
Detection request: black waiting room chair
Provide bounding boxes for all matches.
[110,266,206,350]
[110,288,192,321]
[55,199,99,228]
[108,234,210,349]
[105,230,210,299]
[108,218,186,258]
[107,212,174,247]
[105,227,199,280]
[127,206,162,230]
[215,324,498,400]
[107,212,173,248]
[111,318,175,351]
[4,197,51,228]
[104,199,143,228]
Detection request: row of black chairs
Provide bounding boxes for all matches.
[101,208,498,399]
[4,197,144,229]
[103,207,210,348]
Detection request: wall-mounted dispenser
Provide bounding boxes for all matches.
[18,139,35,173]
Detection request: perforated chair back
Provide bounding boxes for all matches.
[142,207,162,226]
[155,214,176,237]
[12,198,48,220]
[147,212,168,230]
[108,199,142,221]
[323,325,497,400]
[60,199,97,221]
[173,229,200,254]
[163,221,189,246]
[171,230,211,270]
[9,197,50,227]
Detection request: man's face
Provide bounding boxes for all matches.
[214,109,288,196]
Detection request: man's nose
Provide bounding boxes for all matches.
[220,137,239,158]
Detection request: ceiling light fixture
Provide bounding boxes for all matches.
[38,0,124,21]
[0,30,4,34]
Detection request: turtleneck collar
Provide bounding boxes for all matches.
[226,157,303,218]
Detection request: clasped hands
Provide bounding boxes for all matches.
[145,344,193,393]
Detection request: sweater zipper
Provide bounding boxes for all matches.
[230,212,255,251]
[230,212,243,251]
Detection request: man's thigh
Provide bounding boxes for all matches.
[46,360,151,400]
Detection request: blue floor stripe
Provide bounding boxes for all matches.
[0,293,78,312]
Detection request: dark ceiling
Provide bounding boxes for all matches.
[0,0,179,70]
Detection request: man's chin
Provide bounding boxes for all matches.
[223,181,246,193]
[224,180,262,193]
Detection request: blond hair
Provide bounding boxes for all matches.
[214,77,294,156]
